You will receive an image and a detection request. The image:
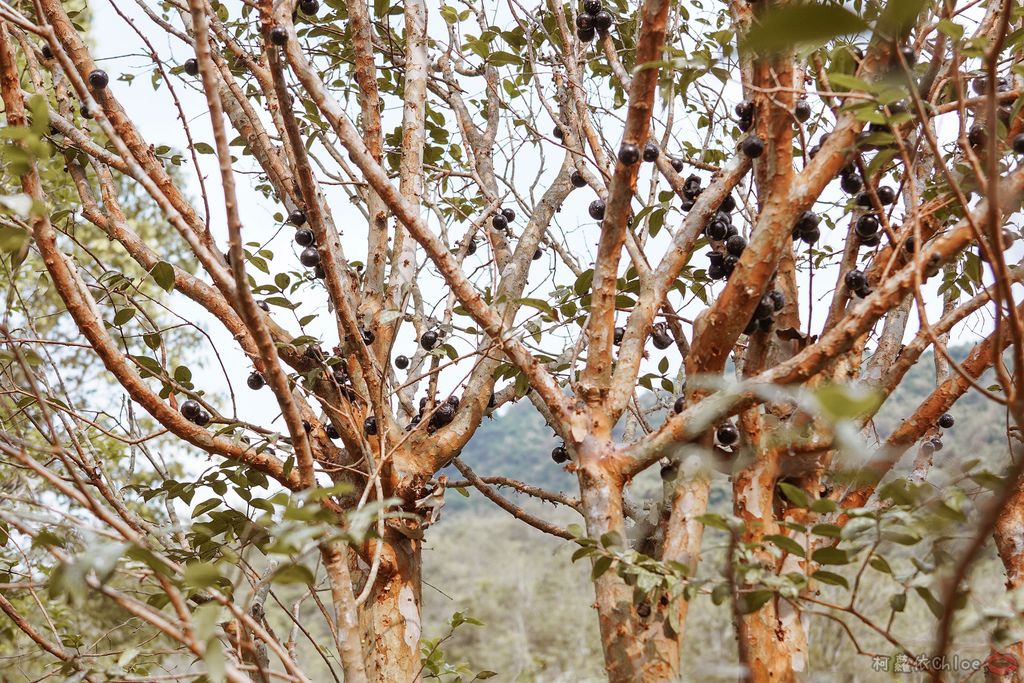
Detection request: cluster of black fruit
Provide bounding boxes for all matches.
[491,207,517,232]
[743,289,785,334]
[617,140,659,165]
[611,321,673,350]
[408,395,459,433]
[575,0,613,43]
[791,210,820,245]
[179,398,211,427]
[290,209,326,278]
[921,413,955,453]
[704,195,743,281]
[392,329,442,371]
[734,101,765,158]
[680,173,702,211]
[843,268,871,298]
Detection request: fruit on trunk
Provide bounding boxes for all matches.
[299,246,320,267]
[89,69,109,89]
[395,355,409,369]
[247,372,265,390]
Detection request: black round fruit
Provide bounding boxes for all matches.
[247,371,265,390]
[719,194,736,213]
[88,69,109,89]
[583,0,602,13]
[364,416,378,436]
[840,172,863,194]
[395,355,410,370]
[593,9,613,31]
[877,186,896,205]
[618,143,640,165]
[859,232,880,247]
[968,124,987,148]
[80,104,92,120]
[41,45,53,60]
[735,100,754,119]
[612,326,626,345]
[299,0,319,13]
[642,142,659,162]
[707,262,725,280]
[673,396,685,414]
[855,192,873,208]
[294,227,315,246]
[741,135,765,158]
[314,264,325,279]
[1013,134,1024,155]
[705,218,729,241]
[844,269,867,292]
[570,170,587,188]
[551,444,569,463]
[577,26,596,42]
[184,58,199,76]
[660,462,678,481]
[288,209,307,226]
[794,99,811,123]
[325,424,339,439]
[769,290,785,312]
[299,246,320,268]
[899,46,916,66]
[576,12,594,30]
[257,300,270,312]
[502,207,515,222]
[931,437,944,451]
[670,157,685,173]
[856,214,879,237]
[269,27,288,46]
[420,330,439,350]
[589,199,606,220]
[652,329,673,350]
[938,413,955,429]
[799,226,820,245]
[491,213,508,230]
[361,327,375,345]
[726,234,747,256]
[904,236,916,253]
[795,210,819,233]
[716,422,739,446]
[180,399,201,420]
[192,410,211,427]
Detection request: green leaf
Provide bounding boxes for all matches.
[183,562,221,590]
[777,482,809,509]
[812,570,849,589]
[765,534,805,557]
[112,307,136,326]
[739,589,773,614]
[811,547,849,565]
[271,564,315,586]
[815,383,883,421]
[743,4,868,53]
[811,523,841,538]
[193,142,215,154]
[0,224,27,252]
[936,19,964,41]
[487,51,522,66]
[151,261,175,292]
[592,555,613,580]
[191,498,221,518]
[914,587,943,619]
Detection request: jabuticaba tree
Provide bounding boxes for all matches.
[1,0,1024,680]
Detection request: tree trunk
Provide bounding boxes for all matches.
[577,450,659,682]
[359,530,423,682]
[733,446,808,682]
[990,481,1024,682]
